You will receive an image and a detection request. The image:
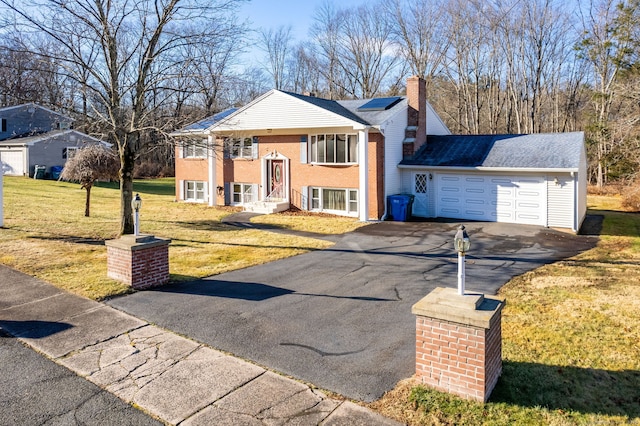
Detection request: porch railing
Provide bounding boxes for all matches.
[265,186,285,202]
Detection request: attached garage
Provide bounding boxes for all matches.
[435,173,546,226]
[0,149,26,176]
[400,132,587,232]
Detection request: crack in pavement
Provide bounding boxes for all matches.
[279,342,365,357]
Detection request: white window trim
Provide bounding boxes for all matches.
[310,186,358,217]
[183,180,207,203]
[226,137,256,159]
[183,139,207,158]
[231,182,257,205]
[309,133,358,165]
[63,146,78,159]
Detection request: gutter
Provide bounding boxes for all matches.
[397,165,580,173]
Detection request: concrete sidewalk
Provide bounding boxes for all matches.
[0,265,402,425]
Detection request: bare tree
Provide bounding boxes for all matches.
[387,0,450,90]
[60,145,120,217]
[578,0,638,187]
[0,0,246,234]
[259,25,293,90]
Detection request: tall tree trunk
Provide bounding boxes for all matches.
[119,142,136,235]
[84,184,91,217]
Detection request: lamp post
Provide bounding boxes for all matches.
[454,225,471,295]
[131,193,142,236]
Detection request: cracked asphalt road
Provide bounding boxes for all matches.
[0,330,161,425]
[108,220,598,402]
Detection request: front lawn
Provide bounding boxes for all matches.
[369,194,640,424]
[0,177,338,300]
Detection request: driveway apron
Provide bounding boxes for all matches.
[108,220,597,402]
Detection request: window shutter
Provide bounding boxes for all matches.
[203,181,208,202]
[301,186,308,210]
[300,135,308,164]
[178,141,184,159]
[224,182,230,205]
[252,136,259,159]
[179,180,184,201]
[252,184,259,202]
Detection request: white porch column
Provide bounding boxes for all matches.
[358,129,369,221]
[207,135,215,207]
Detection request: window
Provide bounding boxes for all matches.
[232,183,256,205]
[1,118,6,132]
[225,137,255,159]
[183,139,207,158]
[310,187,358,216]
[62,147,78,159]
[310,134,357,164]
[184,181,206,202]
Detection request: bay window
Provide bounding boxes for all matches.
[310,133,357,164]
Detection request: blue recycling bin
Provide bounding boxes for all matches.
[50,165,63,180]
[387,194,414,221]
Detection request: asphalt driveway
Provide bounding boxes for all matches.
[108,220,598,402]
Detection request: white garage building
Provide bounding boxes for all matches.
[399,132,587,232]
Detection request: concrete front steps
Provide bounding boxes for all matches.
[243,200,289,214]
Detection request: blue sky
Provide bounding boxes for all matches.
[240,0,365,42]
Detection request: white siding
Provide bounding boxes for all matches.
[213,90,364,132]
[426,103,451,135]
[382,107,408,204]
[546,174,575,229]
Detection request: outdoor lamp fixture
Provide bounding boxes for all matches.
[131,193,142,236]
[454,225,471,295]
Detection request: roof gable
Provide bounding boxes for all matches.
[0,103,72,121]
[210,90,371,132]
[0,129,109,147]
[402,132,584,170]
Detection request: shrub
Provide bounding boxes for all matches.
[621,181,640,212]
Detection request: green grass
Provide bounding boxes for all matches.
[0,176,333,300]
[369,203,640,425]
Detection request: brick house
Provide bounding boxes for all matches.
[173,76,587,231]
[173,77,449,222]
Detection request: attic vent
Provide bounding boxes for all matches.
[357,96,402,112]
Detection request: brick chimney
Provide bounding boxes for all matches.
[403,76,427,159]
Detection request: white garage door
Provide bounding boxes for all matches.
[435,173,546,226]
[0,150,25,176]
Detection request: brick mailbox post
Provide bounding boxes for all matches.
[106,234,170,290]
[412,287,504,402]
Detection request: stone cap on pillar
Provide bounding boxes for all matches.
[105,234,171,251]
[412,287,504,329]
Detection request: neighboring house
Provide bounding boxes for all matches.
[0,103,109,177]
[173,76,587,232]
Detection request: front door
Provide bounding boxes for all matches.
[412,172,429,217]
[268,159,285,199]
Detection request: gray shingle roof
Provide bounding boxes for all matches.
[282,91,372,126]
[401,132,584,169]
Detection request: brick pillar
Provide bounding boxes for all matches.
[412,287,504,402]
[106,234,171,290]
